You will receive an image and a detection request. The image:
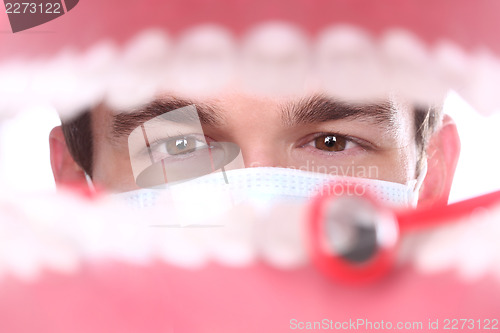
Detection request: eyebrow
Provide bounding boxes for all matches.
[111,97,224,138]
[111,95,397,141]
[281,95,396,128]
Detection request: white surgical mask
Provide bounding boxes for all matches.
[111,166,426,224]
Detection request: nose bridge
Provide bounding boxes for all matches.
[241,147,279,168]
[220,94,287,168]
[229,119,283,169]
[235,129,282,168]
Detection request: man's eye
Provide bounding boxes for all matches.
[164,136,207,155]
[311,134,348,152]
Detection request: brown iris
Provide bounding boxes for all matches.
[166,137,197,155]
[314,135,347,152]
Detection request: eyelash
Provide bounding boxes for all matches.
[299,132,371,154]
[142,132,371,161]
[147,134,214,159]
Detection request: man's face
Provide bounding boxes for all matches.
[89,93,419,193]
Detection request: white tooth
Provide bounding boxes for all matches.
[33,233,81,276]
[102,34,162,111]
[155,228,210,269]
[50,205,108,260]
[203,203,258,267]
[396,232,426,265]
[37,56,86,119]
[0,62,31,118]
[257,200,308,269]
[380,29,445,105]
[105,30,173,110]
[412,223,466,276]
[455,208,500,282]
[167,183,236,226]
[2,240,43,282]
[83,41,120,71]
[122,29,171,68]
[45,193,111,262]
[125,205,209,269]
[455,237,495,282]
[71,204,151,265]
[141,186,258,268]
[433,41,471,90]
[171,24,236,97]
[70,196,159,266]
[241,22,310,96]
[99,218,155,266]
[315,25,385,102]
[413,205,500,282]
[0,62,30,95]
[51,43,119,117]
[20,194,82,275]
[0,213,45,282]
[381,29,429,68]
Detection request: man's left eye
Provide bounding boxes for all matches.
[307,134,351,152]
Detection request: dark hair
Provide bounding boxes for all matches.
[414,105,441,175]
[61,110,94,178]
[61,106,441,179]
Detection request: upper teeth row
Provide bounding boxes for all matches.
[1,23,500,118]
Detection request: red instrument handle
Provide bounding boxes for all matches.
[397,190,500,233]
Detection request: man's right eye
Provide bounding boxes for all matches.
[162,136,209,156]
[166,137,198,155]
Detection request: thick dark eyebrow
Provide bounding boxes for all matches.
[281,95,396,128]
[111,97,224,138]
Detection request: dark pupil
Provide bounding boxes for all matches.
[324,136,336,147]
[167,137,195,155]
[176,139,188,150]
[315,134,346,152]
